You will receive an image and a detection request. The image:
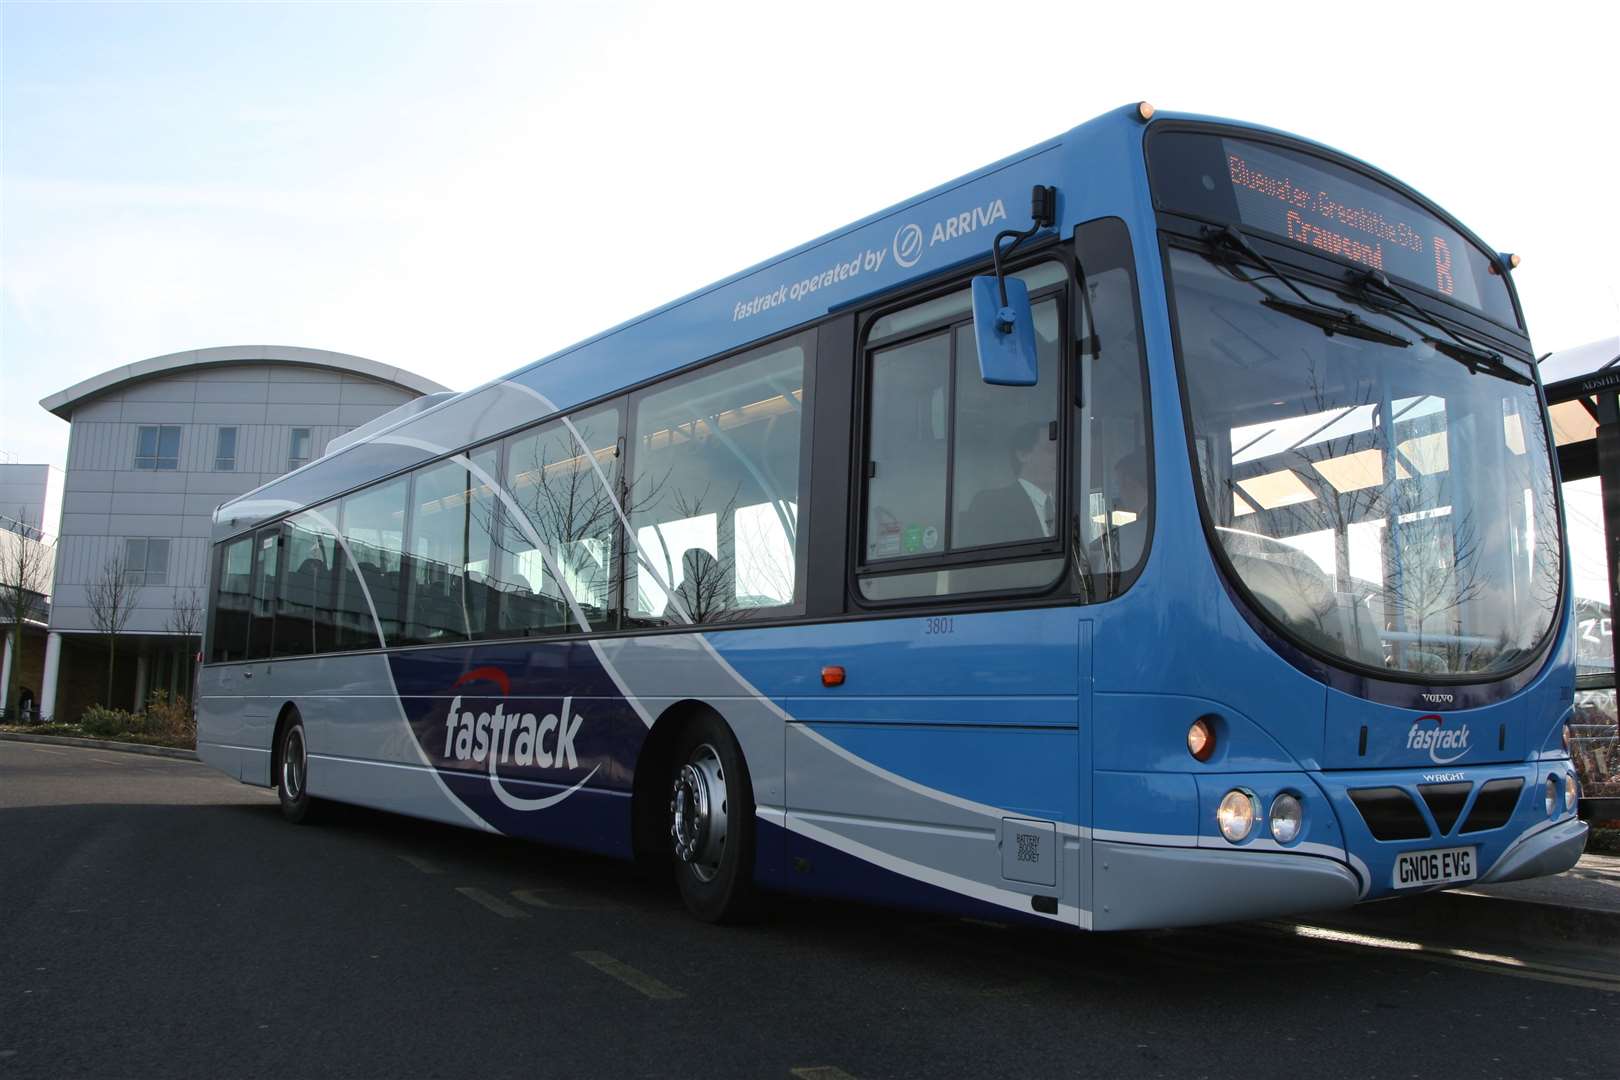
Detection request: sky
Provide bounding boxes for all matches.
[4,0,1618,476]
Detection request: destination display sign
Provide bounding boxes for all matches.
[1148,131,1520,328]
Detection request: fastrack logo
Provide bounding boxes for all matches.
[1406,714,1471,765]
[1419,692,1455,705]
[441,666,599,811]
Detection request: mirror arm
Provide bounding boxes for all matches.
[990,185,1058,328]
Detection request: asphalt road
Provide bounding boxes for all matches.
[3,741,1618,1080]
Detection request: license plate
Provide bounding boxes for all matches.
[1393,846,1476,889]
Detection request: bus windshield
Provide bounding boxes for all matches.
[1167,245,1561,678]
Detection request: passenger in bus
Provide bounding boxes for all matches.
[673,548,731,623]
[957,421,1058,548]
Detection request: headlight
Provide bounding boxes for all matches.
[1545,776,1559,816]
[1217,789,1258,843]
[1566,771,1578,814]
[1269,793,1303,844]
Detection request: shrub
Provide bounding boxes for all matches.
[80,705,140,737]
[143,689,195,744]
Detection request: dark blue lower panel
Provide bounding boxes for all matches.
[760,819,1062,929]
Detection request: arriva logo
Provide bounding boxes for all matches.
[441,666,599,811]
[893,223,924,268]
[1406,713,1471,765]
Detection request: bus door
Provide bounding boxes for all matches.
[235,525,282,779]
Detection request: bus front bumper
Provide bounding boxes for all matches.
[1477,817,1588,884]
[1091,841,1361,931]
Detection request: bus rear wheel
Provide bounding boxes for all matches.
[668,713,757,923]
[275,712,320,825]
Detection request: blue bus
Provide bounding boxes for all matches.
[197,103,1587,928]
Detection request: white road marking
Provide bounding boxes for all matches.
[572,951,684,1000]
[397,854,441,875]
[792,1068,861,1080]
[18,745,69,755]
[512,887,617,911]
[455,886,528,919]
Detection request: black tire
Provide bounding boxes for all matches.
[668,711,758,923]
[274,712,320,825]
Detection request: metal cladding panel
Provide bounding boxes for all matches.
[195,379,272,403]
[123,378,196,403]
[120,402,196,424]
[61,491,112,515]
[70,400,124,422]
[113,469,188,494]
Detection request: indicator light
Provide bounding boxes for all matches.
[1566,772,1578,815]
[821,665,845,687]
[1545,775,1559,816]
[1187,717,1216,762]
[1135,101,1155,122]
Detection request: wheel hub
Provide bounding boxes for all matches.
[283,727,306,801]
[669,744,727,882]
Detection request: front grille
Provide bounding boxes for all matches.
[1460,777,1524,834]
[1348,787,1431,841]
[1417,782,1471,835]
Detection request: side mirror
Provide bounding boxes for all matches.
[970,275,1038,386]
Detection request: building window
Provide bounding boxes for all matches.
[215,427,238,471]
[123,538,170,586]
[288,428,312,471]
[134,426,181,470]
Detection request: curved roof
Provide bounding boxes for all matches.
[39,344,447,420]
[1541,336,1620,398]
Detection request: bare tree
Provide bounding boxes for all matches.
[166,587,204,713]
[0,510,54,719]
[86,552,142,708]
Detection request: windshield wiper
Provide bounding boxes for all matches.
[1350,270,1534,387]
[1201,226,1411,349]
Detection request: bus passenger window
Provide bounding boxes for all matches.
[502,407,620,635]
[248,528,280,659]
[401,459,477,646]
[338,478,407,647]
[209,536,253,663]
[462,447,502,640]
[275,503,340,657]
[626,333,811,626]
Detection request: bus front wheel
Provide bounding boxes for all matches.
[668,713,758,923]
